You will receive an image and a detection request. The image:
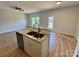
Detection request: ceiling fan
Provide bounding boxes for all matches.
[9,6,24,11]
[1,2,24,11]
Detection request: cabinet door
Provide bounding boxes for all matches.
[29,39,41,57]
[23,36,41,56]
[23,36,32,56]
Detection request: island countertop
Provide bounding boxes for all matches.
[16,27,49,43]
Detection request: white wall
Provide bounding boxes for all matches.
[27,6,79,36]
[0,6,27,33]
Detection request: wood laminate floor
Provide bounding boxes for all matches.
[0,31,77,57]
[0,32,29,57]
[49,32,77,57]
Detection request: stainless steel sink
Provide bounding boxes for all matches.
[27,31,44,38]
[27,31,37,36]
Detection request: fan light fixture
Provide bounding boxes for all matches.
[56,1,62,5]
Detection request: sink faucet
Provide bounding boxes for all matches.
[33,23,40,32]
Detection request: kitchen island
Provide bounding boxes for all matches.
[16,27,50,57]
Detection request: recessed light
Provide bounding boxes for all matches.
[56,1,62,5]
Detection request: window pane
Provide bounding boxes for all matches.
[31,16,40,27]
[49,16,54,20]
[36,17,40,24]
[36,17,39,20]
[32,17,35,21]
[48,16,54,29]
[32,17,36,26]
[36,19,39,24]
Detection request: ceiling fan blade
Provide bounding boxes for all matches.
[20,9,24,11]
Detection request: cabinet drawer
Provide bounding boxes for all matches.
[23,36,41,56]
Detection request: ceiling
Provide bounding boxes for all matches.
[0,1,79,14]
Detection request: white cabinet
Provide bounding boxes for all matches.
[23,35,49,57]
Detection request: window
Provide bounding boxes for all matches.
[32,17,36,27]
[48,16,54,29]
[31,16,40,27]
